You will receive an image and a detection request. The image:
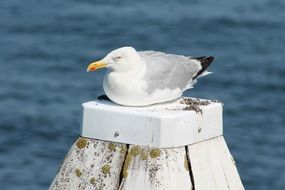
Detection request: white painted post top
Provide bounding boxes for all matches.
[81,97,223,148]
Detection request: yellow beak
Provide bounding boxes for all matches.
[87,60,108,72]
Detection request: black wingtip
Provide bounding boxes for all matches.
[192,56,215,80]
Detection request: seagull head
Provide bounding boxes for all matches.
[87,47,141,72]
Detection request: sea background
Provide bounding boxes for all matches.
[0,0,284,189]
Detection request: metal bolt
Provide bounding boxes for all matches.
[114,131,119,138]
[198,127,202,133]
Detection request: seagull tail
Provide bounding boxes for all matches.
[192,56,214,80]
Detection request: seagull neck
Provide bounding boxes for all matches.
[128,59,146,77]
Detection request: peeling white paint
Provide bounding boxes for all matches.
[187,136,244,190]
[49,137,126,190]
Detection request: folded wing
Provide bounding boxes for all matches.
[139,51,213,94]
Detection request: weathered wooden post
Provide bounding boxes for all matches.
[49,97,244,190]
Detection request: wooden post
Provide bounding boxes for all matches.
[49,97,244,190]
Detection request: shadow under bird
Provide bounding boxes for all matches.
[87,46,214,106]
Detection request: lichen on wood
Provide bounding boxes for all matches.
[75,169,82,177]
[120,146,193,189]
[101,164,111,175]
[90,177,96,185]
[122,154,132,178]
[76,137,87,149]
[149,148,161,158]
[49,137,126,190]
[130,146,141,157]
[140,150,148,160]
[120,144,127,153]
[108,143,116,151]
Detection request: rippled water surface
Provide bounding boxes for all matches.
[0,0,285,189]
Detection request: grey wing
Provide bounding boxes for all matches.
[139,51,201,94]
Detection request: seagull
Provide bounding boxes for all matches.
[87,47,214,106]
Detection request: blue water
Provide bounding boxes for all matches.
[1,0,285,189]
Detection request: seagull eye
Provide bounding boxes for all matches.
[113,56,122,61]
